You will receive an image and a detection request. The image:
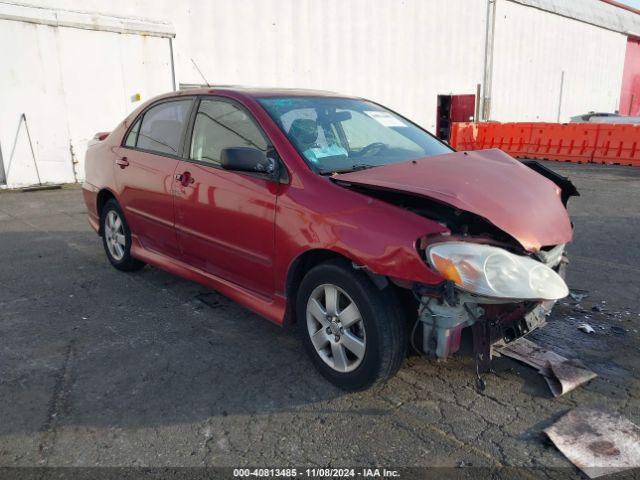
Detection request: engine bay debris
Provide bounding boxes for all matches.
[496,337,597,396]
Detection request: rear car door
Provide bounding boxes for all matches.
[173,97,279,297]
[116,98,193,258]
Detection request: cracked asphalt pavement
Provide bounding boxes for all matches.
[0,161,638,474]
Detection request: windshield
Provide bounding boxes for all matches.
[258,97,453,174]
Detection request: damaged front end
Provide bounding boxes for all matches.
[415,242,569,374]
[333,150,579,375]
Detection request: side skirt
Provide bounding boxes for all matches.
[130,237,286,326]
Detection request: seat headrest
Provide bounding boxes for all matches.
[289,118,318,147]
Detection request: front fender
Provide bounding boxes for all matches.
[274,181,448,293]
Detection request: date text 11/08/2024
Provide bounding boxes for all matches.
[233,468,400,477]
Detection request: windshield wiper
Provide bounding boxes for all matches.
[318,164,377,175]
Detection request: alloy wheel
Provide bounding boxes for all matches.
[306,284,366,373]
[104,210,126,261]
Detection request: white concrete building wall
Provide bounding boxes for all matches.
[491,0,628,122]
[167,0,488,131]
[0,3,174,188]
[55,30,173,181]
[1,0,638,188]
[9,0,489,128]
[1,0,489,188]
[0,19,73,187]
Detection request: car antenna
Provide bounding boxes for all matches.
[191,58,211,87]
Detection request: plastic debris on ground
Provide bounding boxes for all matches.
[578,323,596,334]
[569,290,589,303]
[496,338,597,397]
[545,407,640,478]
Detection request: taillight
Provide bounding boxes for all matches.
[93,132,110,141]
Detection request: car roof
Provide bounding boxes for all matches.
[168,86,358,100]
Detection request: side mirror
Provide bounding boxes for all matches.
[220,147,275,174]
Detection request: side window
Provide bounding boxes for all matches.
[136,100,192,155]
[190,99,268,165]
[124,118,141,147]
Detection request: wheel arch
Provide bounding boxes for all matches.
[283,248,391,326]
[96,188,118,235]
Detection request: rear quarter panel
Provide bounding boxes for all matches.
[82,137,120,230]
[81,94,150,227]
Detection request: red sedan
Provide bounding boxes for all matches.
[83,88,577,390]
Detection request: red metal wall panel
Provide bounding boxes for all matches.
[450,95,476,123]
[619,37,640,116]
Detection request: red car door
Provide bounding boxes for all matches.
[116,98,193,257]
[173,98,278,297]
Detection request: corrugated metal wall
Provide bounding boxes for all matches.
[0,6,174,188]
[1,0,637,187]
[170,0,488,131]
[491,0,627,122]
[12,0,488,130]
[509,0,640,37]
[41,0,485,131]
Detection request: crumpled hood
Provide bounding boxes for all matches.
[334,149,573,252]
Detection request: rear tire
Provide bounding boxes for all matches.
[296,259,407,391]
[100,199,145,272]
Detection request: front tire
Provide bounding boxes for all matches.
[297,259,407,391]
[100,199,145,272]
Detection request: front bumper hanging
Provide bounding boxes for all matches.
[416,253,569,373]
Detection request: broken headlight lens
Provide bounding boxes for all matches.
[426,242,568,300]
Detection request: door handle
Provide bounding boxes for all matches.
[116,157,129,169]
[175,172,195,186]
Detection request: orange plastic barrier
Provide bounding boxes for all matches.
[450,122,534,155]
[593,124,640,166]
[558,124,600,162]
[450,121,639,166]
[476,122,498,150]
[527,123,598,163]
[449,122,498,151]
[527,123,561,160]
[475,123,493,149]
[494,122,533,158]
[449,122,477,151]
[449,122,462,149]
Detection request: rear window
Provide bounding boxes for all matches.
[134,100,192,155]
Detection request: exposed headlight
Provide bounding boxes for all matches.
[426,242,568,300]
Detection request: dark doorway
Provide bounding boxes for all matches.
[436,94,476,141]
